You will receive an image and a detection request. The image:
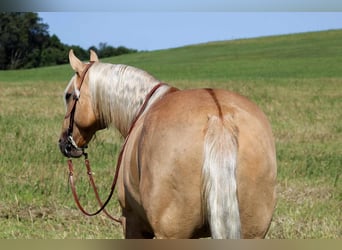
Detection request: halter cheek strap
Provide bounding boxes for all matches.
[65,61,95,152]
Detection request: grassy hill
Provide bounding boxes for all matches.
[0,30,341,239]
[1,29,342,83]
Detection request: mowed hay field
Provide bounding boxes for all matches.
[0,30,341,239]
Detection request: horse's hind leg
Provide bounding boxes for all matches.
[150,204,195,239]
[143,193,204,239]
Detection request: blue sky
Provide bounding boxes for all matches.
[38,12,342,51]
[9,0,341,11]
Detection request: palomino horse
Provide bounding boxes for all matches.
[58,50,277,239]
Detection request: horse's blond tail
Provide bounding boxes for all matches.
[202,114,241,239]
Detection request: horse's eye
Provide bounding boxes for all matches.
[65,93,72,100]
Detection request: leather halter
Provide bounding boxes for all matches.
[65,64,165,223]
[64,61,95,154]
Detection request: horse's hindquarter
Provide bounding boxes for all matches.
[122,89,277,238]
[217,91,277,238]
[215,90,277,238]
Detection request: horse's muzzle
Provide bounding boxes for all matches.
[58,137,84,158]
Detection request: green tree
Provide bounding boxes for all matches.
[94,42,137,58]
[40,35,68,66]
[0,12,138,70]
[0,12,49,69]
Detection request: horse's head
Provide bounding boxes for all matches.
[58,50,101,158]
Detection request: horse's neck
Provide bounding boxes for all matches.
[89,63,168,136]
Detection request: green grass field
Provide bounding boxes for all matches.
[0,30,341,239]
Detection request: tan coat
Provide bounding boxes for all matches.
[59,50,277,239]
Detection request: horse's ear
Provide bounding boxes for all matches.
[90,50,99,62]
[69,49,84,73]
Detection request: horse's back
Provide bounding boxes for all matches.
[132,88,277,238]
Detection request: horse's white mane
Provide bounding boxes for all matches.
[87,62,167,136]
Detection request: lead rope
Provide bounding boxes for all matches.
[67,83,165,223]
[68,155,121,223]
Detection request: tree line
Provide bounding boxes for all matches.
[0,12,138,70]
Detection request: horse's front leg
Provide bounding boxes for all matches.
[122,209,154,239]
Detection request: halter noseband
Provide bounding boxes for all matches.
[64,61,95,156]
